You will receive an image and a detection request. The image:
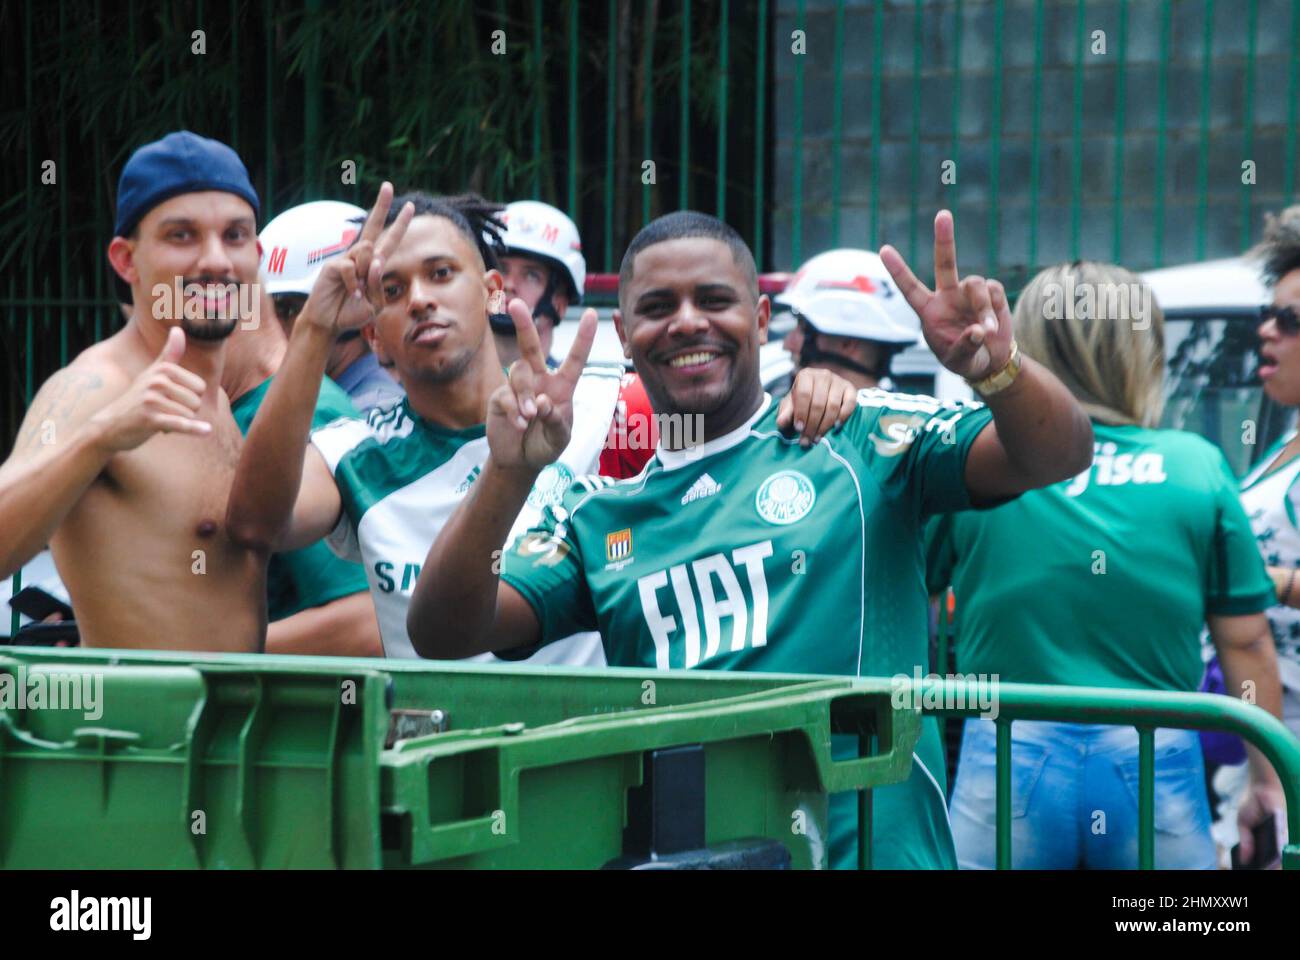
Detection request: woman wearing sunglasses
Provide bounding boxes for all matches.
[926,261,1287,869]
[1242,206,1300,738]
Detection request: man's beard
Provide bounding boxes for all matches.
[176,276,249,341]
[404,344,476,385]
[399,313,485,386]
[181,315,239,341]
[642,354,742,418]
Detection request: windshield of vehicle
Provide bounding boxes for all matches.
[1161,311,1294,477]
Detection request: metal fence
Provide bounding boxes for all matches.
[5,1,1299,438]
[3,0,771,439]
[770,0,1300,279]
[867,676,1300,870]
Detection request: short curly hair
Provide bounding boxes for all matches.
[1249,205,1300,287]
[618,210,758,312]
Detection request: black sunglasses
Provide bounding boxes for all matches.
[1261,303,1300,335]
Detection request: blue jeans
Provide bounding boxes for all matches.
[949,719,1216,870]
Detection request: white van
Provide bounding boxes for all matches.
[1143,257,1281,477]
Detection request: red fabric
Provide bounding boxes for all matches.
[599,372,658,479]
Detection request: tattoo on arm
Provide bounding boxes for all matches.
[12,369,105,455]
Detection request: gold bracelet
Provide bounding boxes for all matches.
[966,340,1022,397]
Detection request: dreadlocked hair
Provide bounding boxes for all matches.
[359,191,507,269]
[1249,205,1300,288]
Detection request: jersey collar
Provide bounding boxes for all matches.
[1241,426,1299,491]
[402,396,487,440]
[656,394,772,471]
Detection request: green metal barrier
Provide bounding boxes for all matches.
[888,676,1300,871]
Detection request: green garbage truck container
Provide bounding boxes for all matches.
[0,647,917,869]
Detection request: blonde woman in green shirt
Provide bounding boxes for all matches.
[926,262,1287,869]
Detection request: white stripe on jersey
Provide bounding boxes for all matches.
[311,417,379,473]
[856,387,985,437]
[856,386,983,413]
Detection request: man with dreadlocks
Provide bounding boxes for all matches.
[227,184,857,662]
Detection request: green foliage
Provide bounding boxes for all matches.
[0,0,756,276]
[0,0,763,441]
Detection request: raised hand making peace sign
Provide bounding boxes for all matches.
[487,298,598,473]
[298,181,415,335]
[880,210,1014,382]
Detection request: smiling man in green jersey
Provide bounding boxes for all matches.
[407,209,1094,869]
[226,186,858,663]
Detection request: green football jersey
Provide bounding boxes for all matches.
[925,422,1274,691]
[501,389,996,868]
[230,375,369,621]
[309,365,624,663]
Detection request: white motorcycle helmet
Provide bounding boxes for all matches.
[496,200,586,329]
[776,248,920,380]
[259,200,368,296]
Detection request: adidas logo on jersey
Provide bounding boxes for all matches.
[454,466,481,495]
[682,473,722,505]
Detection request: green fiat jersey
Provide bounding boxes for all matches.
[500,389,997,869]
[231,375,369,621]
[925,422,1274,691]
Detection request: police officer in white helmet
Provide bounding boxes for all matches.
[260,200,405,413]
[777,248,920,391]
[492,200,586,368]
